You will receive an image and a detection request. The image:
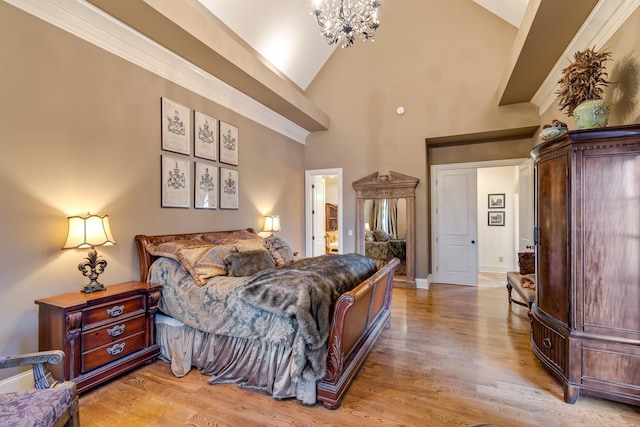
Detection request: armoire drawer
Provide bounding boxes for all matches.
[531,316,565,373]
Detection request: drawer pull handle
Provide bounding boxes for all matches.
[106,305,125,317]
[543,338,552,349]
[107,324,125,337]
[107,343,125,356]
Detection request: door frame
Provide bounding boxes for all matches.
[430,158,527,284]
[305,168,343,257]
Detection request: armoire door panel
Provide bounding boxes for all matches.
[536,154,569,324]
[582,152,640,333]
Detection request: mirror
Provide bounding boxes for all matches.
[364,198,407,276]
[353,171,419,287]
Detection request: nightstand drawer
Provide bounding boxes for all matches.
[82,314,146,351]
[83,295,145,329]
[82,332,145,373]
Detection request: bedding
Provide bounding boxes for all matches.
[136,228,399,409]
[148,251,377,404]
[365,235,406,274]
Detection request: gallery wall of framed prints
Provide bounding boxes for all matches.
[487,193,505,226]
[159,97,239,210]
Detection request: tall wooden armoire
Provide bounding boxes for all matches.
[530,124,640,406]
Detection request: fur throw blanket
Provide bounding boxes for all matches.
[236,254,377,380]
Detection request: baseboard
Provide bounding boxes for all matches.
[480,266,513,274]
[0,370,34,394]
[416,276,430,289]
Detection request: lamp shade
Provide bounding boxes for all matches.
[262,215,281,233]
[63,214,116,249]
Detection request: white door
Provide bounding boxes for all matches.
[518,159,534,252]
[312,176,326,256]
[305,169,343,258]
[435,168,478,285]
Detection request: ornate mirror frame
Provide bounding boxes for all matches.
[353,171,419,287]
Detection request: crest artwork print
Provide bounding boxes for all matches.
[162,155,190,208]
[194,111,217,161]
[220,167,239,209]
[195,162,217,209]
[219,121,239,166]
[161,98,190,155]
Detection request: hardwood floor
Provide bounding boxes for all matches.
[79,284,640,427]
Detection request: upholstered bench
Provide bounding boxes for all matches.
[506,271,535,310]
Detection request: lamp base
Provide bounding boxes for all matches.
[82,280,105,294]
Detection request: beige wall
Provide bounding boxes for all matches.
[539,7,640,128]
[304,0,539,279]
[0,3,304,374]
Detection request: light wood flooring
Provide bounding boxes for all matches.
[79,283,640,427]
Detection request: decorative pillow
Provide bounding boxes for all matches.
[224,249,275,277]
[365,230,375,242]
[176,245,237,285]
[200,230,259,245]
[373,230,392,241]
[264,236,295,266]
[145,239,210,261]
[234,238,266,252]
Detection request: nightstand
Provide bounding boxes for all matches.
[35,281,161,393]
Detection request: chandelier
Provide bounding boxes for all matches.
[312,0,381,48]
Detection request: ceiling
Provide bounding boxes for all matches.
[26,0,625,141]
[197,0,531,90]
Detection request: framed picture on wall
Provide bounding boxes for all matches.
[488,211,505,226]
[219,121,239,166]
[220,167,239,209]
[194,111,217,161]
[161,155,190,208]
[194,162,217,209]
[488,193,505,209]
[161,97,190,155]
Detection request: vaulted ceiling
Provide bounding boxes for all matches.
[34,0,629,142]
[197,0,531,91]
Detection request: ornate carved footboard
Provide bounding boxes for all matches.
[318,257,400,409]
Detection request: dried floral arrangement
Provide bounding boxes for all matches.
[556,47,612,116]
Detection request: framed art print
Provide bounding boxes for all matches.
[220,167,239,209]
[194,111,217,161]
[488,211,505,226]
[161,155,190,208]
[488,193,505,209]
[195,162,217,209]
[219,121,239,166]
[161,97,190,155]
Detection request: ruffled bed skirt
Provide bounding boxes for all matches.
[155,314,317,405]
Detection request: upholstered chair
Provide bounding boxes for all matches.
[0,350,79,426]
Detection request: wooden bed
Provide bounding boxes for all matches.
[135,229,399,409]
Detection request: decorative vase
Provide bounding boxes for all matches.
[539,126,568,142]
[573,99,610,129]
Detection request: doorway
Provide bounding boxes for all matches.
[431,158,531,285]
[305,168,343,257]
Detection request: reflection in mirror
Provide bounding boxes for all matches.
[353,171,418,287]
[363,199,407,276]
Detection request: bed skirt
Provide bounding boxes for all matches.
[155,314,317,404]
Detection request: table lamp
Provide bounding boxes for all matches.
[262,215,281,234]
[62,213,116,293]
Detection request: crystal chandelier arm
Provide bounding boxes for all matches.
[312,0,381,48]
